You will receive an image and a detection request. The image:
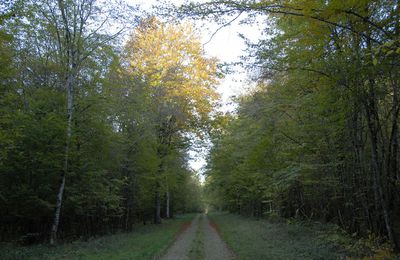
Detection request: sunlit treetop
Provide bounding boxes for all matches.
[124,17,220,130]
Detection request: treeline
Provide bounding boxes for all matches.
[200,0,400,250]
[0,1,215,243]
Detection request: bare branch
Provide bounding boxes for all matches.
[203,11,243,47]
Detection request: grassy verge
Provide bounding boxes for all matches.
[0,214,195,260]
[208,212,391,260]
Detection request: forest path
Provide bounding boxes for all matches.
[160,214,235,260]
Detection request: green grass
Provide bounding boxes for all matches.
[208,212,368,260]
[0,214,195,260]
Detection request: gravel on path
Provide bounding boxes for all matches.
[160,215,200,260]
[203,215,235,260]
[160,214,235,260]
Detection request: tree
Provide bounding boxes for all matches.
[191,0,400,250]
[0,1,209,244]
[1,0,135,244]
[124,17,219,223]
[29,0,132,244]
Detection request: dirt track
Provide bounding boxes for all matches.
[160,214,234,260]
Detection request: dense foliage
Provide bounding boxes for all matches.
[0,1,213,243]
[199,0,400,250]
[2,0,400,253]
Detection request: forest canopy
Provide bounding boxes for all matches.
[1,0,400,253]
[195,0,400,251]
[0,0,214,244]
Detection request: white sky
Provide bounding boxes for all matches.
[134,0,263,177]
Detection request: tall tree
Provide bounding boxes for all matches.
[13,0,133,244]
[188,0,400,250]
[124,17,219,223]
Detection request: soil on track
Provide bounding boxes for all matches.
[160,214,234,260]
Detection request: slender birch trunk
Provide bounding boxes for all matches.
[50,71,74,244]
[50,0,75,245]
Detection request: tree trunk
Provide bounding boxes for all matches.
[388,79,400,192]
[365,95,398,249]
[166,189,170,219]
[50,73,74,244]
[154,179,162,224]
[125,203,130,231]
[50,0,76,245]
[50,174,66,245]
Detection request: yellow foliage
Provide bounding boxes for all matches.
[124,18,219,129]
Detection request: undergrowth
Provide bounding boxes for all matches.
[209,212,398,260]
[0,214,195,260]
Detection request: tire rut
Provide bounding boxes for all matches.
[160,214,235,260]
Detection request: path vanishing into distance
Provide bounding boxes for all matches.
[161,214,235,260]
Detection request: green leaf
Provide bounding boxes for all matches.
[386,50,394,56]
